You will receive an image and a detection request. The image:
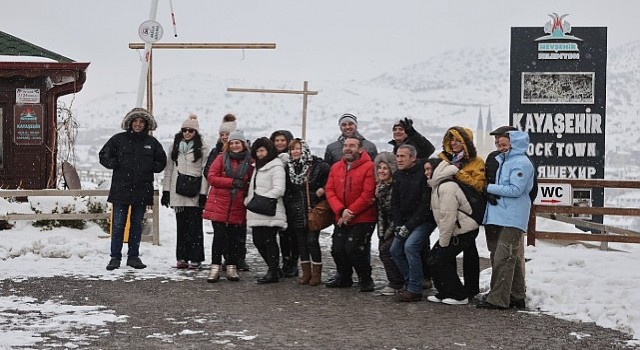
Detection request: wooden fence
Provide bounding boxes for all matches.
[0,189,160,245]
[528,179,640,247]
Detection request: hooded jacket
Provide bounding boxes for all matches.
[325,150,377,225]
[99,109,166,205]
[428,161,479,247]
[437,126,486,192]
[245,156,288,230]
[483,131,535,232]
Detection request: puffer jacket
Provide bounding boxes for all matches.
[391,162,435,232]
[437,126,487,192]
[284,157,330,230]
[483,131,535,232]
[99,130,166,205]
[162,142,210,207]
[428,161,479,247]
[325,151,377,224]
[203,151,253,225]
[245,157,288,229]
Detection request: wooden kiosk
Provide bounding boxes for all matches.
[0,31,89,189]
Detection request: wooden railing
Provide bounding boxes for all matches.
[0,189,160,245]
[528,179,640,246]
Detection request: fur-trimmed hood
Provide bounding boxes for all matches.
[121,107,157,131]
[439,126,477,161]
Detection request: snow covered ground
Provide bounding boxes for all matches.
[0,194,639,348]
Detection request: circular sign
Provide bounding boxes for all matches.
[138,20,164,43]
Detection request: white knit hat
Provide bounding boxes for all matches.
[181,113,200,132]
[219,114,237,133]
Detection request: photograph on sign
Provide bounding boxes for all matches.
[572,188,593,220]
[521,72,594,104]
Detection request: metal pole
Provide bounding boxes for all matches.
[136,0,159,108]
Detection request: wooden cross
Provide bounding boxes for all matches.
[227,81,318,139]
[128,42,277,113]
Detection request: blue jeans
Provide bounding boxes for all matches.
[110,203,146,259]
[390,222,435,294]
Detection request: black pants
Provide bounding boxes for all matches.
[211,222,245,265]
[279,227,299,263]
[295,227,321,263]
[253,226,281,269]
[175,207,205,263]
[429,229,479,300]
[331,223,375,281]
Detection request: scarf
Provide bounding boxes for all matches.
[288,140,312,185]
[223,150,251,180]
[179,140,194,154]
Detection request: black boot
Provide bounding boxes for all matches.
[283,257,299,278]
[126,257,147,269]
[106,258,121,271]
[358,276,375,292]
[325,270,353,288]
[237,258,250,271]
[257,269,279,284]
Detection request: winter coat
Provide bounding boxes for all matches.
[428,161,479,247]
[99,131,166,205]
[202,151,253,225]
[437,126,487,192]
[162,142,210,207]
[326,151,377,225]
[388,129,436,160]
[392,163,435,232]
[483,131,535,232]
[284,157,330,230]
[203,141,224,179]
[324,132,378,165]
[245,157,288,229]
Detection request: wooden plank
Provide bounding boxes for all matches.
[0,213,154,221]
[537,178,640,189]
[0,189,110,197]
[534,205,640,216]
[535,231,640,243]
[538,214,640,236]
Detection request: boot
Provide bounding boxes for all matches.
[106,258,121,271]
[358,275,375,292]
[297,262,311,285]
[284,259,299,278]
[237,258,250,271]
[207,264,221,283]
[226,265,240,281]
[126,257,147,269]
[257,269,279,284]
[309,262,323,286]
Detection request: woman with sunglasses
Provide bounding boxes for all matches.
[162,114,209,270]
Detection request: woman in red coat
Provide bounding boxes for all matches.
[203,130,253,282]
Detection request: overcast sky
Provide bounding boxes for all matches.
[2,0,639,105]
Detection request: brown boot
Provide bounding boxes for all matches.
[226,265,240,281]
[207,264,221,283]
[297,261,311,285]
[309,262,323,286]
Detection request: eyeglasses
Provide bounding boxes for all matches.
[181,128,196,133]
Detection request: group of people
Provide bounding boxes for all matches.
[99,107,535,310]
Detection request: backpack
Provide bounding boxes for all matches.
[442,178,487,226]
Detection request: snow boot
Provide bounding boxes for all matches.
[309,262,323,286]
[297,261,311,285]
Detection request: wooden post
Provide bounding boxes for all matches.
[226,81,318,139]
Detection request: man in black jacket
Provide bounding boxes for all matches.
[388,117,436,161]
[389,145,437,302]
[99,108,166,271]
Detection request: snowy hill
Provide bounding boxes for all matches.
[68,43,640,171]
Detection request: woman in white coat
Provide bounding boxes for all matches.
[161,114,209,269]
[245,137,288,284]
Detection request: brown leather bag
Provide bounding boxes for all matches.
[305,170,333,231]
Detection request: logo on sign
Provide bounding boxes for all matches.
[535,13,581,60]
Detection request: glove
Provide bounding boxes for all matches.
[487,194,498,206]
[232,179,246,189]
[199,194,207,208]
[399,117,415,135]
[394,225,410,239]
[161,191,170,207]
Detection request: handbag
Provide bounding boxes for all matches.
[175,172,202,197]
[246,173,277,216]
[305,170,333,231]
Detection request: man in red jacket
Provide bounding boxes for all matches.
[325,137,377,292]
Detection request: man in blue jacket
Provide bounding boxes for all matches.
[478,130,534,310]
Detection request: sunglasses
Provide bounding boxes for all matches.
[181,128,196,133]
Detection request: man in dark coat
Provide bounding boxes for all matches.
[99,107,166,271]
[388,117,436,160]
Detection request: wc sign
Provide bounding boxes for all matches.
[534,184,573,206]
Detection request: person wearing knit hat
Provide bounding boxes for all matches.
[99,107,167,271]
[388,117,436,160]
[162,113,209,270]
[219,113,237,134]
[373,152,404,296]
[324,113,378,166]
